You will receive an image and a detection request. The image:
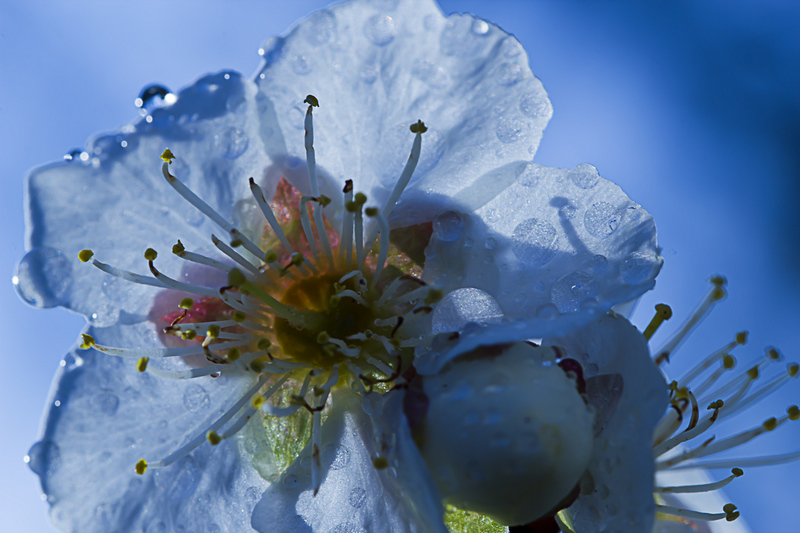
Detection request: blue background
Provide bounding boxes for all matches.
[2,1,799,531]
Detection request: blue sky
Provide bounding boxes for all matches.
[2,1,799,532]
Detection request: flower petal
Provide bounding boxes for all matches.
[23,71,274,323]
[33,324,268,533]
[254,0,552,227]
[546,314,668,533]
[424,162,662,329]
[251,388,447,533]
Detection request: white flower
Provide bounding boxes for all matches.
[20,0,664,532]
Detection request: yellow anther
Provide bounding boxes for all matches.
[345,201,359,213]
[675,386,689,400]
[707,399,724,410]
[329,294,341,308]
[747,366,759,380]
[233,311,247,323]
[206,325,220,339]
[723,355,736,369]
[355,192,367,205]
[410,120,428,134]
[79,334,95,350]
[313,386,325,397]
[230,238,242,248]
[788,363,799,377]
[257,338,271,350]
[206,430,222,446]
[763,417,778,431]
[160,149,175,164]
[318,195,332,207]
[78,249,94,263]
[723,503,739,522]
[643,303,673,340]
[228,268,246,287]
[172,240,185,254]
[144,248,158,261]
[425,288,444,305]
[317,331,330,344]
[137,357,149,372]
[767,347,782,360]
[250,360,265,373]
[731,468,744,477]
[264,250,278,263]
[364,207,378,217]
[135,459,148,475]
[304,94,319,107]
[182,329,197,340]
[372,457,390,469]
[668,380,678,391]
[711,275,727,287]
[735,331,748,345]
[179,298,194,310]
[291,253,304,266]
[787,405,800,421]
[711,286,726,301]
[251,395,265,409]
[227,347,241,361]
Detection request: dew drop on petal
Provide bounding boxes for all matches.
[551,271,598,313]
[584,202,622,238]
[520,91,550,118]
[620,253,654,284]
[162,456,201,501]
[511,218,558,266]
[364,14,396,46]
[218,127,249,159]
[516,162,543,187]
[291,55,312,75]
[432,288,503,333]
[484,237,497,250]
[440,15,485,56]
[92,389,120,416]
[25,440,60,477]
[303,10,336,45]
[496,117,524,144]
[13,247,72,308]
[349,487,367,508]
[432,210,465,242]
[568,163,600,189]
[282,473,299,488]
[326,445,351,470]
[182,384,210,413]
[471,19,489,35]
[495,62,523,86]
[360,65,379,84]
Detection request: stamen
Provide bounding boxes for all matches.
[148,259,220,298]
[655,503,739,522]
[656,468,743,493]
[303,95,334,268]
[211,235,262,277]
[652,400,722,457]
[366,209,390,286]
[678,332,747,386]
[173,241,233,273]
[643,304,673,340]
[341,181,354,268]
[654,276,727,365]
[84,338,249,359]
[87,258,163,289]
[220,374,291,439]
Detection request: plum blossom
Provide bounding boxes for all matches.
[19,0,666,532]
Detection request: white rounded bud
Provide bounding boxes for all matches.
[418,342,594,525]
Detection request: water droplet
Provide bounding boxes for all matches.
[584,202,621,238]
[626,204,643,221]
[245,485,262,507]
[535,303,559,319]
[495,62,522,86]
[218,128,249,159]
[348,486,367,508]
[551,271,598,313]
[500,37,522,57]
[291,55,312,75]
[588,254,608,274]
[568,163,600,189]
[159,456,201,501]
[412,59,450,89]
[511,218,557,266]
[25,440,60,477]
[516,163,544,187]
[63,149,85,162]
[432,210,465,242]
[364,15,396,46]
[440,15,485,56]
[620,253,653,284]
[183,384,210,413]
[92,389,120,416]
[61,353,83,372]
[463,238,474,248]
[13,248,72,308]
[135,85,172,112]
[484,237,497,250]
[520,91,550,118]
[282,473,299,488]
[471,19,489,35]
[432,288,503,333]
[303,10,337,45]
[495,117,524,144]
[326,445,351,470]
[360,65,379,84]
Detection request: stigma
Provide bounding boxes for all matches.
[77,96,439,495]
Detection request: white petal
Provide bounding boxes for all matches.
[251,388,447,533]
[33,324,267,533]
[254,0,552,227]
[546,314,668,533]
[424,163,662,327]
[23,71,273,322]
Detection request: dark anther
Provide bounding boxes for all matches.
[304,94,319,107]
[413,306,433,315]
[391,316,404,338]
[343,179,353,193]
